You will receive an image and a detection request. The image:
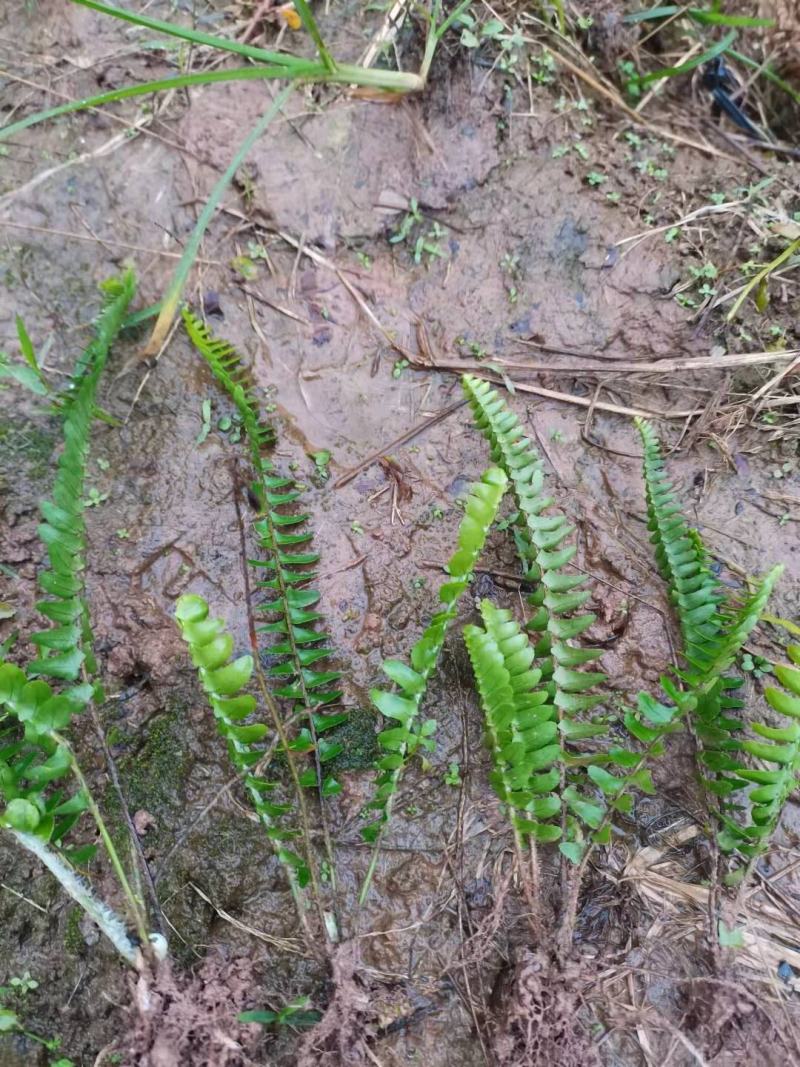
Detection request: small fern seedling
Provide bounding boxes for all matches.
[358,467,508,901]
[174,594,317,922]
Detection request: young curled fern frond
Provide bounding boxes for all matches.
[718,645,800,857]
[464,601,561,843]
[461,375,607,853]
[360,467,508,859]
[174,594,313,897]
[31,270,136,687]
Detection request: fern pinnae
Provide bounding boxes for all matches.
[31,271,136,687]
[358,467,508,902]
[636,418,784,808]
[461,375,607,852]
[174,594,319,924]
[726,645,800,859]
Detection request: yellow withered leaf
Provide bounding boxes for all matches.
[276,3,301,29]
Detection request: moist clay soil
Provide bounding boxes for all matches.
[1,2,800,1065]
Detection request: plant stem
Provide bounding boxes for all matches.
[557,727,680,957]
[250,648,330,947]
[9,829,139,965]
[60,737,151,950]
[726,237,800,321]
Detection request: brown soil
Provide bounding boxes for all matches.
[1,2,799,1065]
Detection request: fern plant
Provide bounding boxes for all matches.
[636,418,784,853]
[461,374,619,858]
[183,312,345,933]
[183,310,345,785]
[0,271,160,965]
[358,466,507,896]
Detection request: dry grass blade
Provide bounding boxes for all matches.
[493,351,800,374]
[188,883,305,955]
[410,364,702,419]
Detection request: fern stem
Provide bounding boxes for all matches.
[9,830,139,965]
[60,735,151,950]
[250,643,328,943]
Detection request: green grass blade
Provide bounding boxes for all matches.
[435,0,474,39]
[0,66,298,144]
[687,11,772,26]
[0,63,424,146]
[729,49,800,107]
[637,28,737,87]
[142,85,293,356]
[624,6,772,26]
[68,0,307,69]
[292,0,336,72]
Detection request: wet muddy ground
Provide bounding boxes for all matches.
[1,2,799,1064]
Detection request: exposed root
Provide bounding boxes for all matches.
[126,956,258,1067]
[491,951,601,1067]
[296,942,377,1067]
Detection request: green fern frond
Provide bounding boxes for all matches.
[362,467,508,851]
[174,594,313,895]
[183,309,343,800]
[636,418,783,805]
[635,418,727,669]
[31,270,136,686]
[461,375,607,850]
[182,309,275,452]
[464,601,561,842]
